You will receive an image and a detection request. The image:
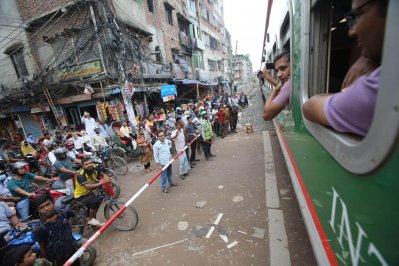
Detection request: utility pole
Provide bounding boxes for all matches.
[90,3,108,76]
[101,1,137,126]
[231,40,238,94]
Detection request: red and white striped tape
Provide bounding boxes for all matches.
[64,135,201,265]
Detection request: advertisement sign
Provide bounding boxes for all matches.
[160,84,177,97]
[162,95,175,102]
[58,60,102,80]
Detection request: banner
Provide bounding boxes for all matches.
[162,95,175,102]
[121,80,137,126]
[160,84,177,97]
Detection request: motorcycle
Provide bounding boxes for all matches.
[4,220,97,266]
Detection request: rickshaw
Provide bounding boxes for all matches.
[108,121,146,162]
[63,131,128,175]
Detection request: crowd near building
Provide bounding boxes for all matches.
[0,0,254,141]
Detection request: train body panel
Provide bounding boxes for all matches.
[262,0,399,265]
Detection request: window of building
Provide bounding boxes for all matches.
[5,46,29,78]
[201,5,208,20]
[147,0,154,12]
[188,0,196,16]
[202,31,210,46]
[165,3,174,25]
[209,35,219,50]
[208,59,216,71]
[155,46,161,62]
[301,0,397,174]
[193,51,204,69]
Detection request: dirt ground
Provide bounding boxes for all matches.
[90,85,316,266]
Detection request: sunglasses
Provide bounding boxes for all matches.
[345,0,377,28]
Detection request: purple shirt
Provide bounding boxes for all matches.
[324,67,380,136]
[273,79,291,106]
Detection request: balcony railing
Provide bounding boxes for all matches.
[179,32,192,49]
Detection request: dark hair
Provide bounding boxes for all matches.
[377,0,388,17]
[2,245,31,266]
[44,132,50,137]
[157,131,165,136]
[81,156,92,164]
[274,51,290,64]
[33,192,53,210]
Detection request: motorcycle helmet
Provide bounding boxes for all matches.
[11,161,28,175]
[65,141,74,149]
[54,147,68,159]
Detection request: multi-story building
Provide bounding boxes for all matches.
[0,0,232,139]
[233,54,253,84]
[0,0,37,137]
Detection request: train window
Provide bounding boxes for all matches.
[302,0,399,174]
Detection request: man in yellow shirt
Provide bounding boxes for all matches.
[74,157,111,226]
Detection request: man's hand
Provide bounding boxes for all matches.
[262,69,273,81]
[15,222,27,230]
[27,192,36,197]
[274,81,283,93]
[262,68,279,87]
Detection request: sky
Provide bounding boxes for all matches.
[223,0,268,71]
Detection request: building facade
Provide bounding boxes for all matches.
[0,0,233,140]
[233,54,253,85]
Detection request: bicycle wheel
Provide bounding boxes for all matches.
[103,167,118,181]
[110,147,128,162]
[76,238,97,266]
[103,201,139,231]
[109,156,128,175]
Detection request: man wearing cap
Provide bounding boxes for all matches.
[91,126,108,149]
[181,110,190,126]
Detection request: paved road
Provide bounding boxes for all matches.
[90,85,316,265]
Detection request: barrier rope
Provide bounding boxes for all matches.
[64,134,201,266]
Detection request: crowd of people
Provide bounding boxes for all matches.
[0,90,249,265]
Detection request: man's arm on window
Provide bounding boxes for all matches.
[302,94,331,126]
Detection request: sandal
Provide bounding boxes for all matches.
[162,188,169,193]
[169,183,179,187]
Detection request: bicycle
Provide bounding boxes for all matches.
[64,185,138,235]
[94,146,128,175]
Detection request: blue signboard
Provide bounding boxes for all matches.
[160,84,177,97]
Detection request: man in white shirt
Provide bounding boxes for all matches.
[81,111,97,136]
[80,131,96,152]
[170,121,190,179]
[69,132,84,153]
[42,133,54,147]
[181,111,190,126]
[91,126,108,148]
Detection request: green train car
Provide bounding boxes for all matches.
[261,0,398,265]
